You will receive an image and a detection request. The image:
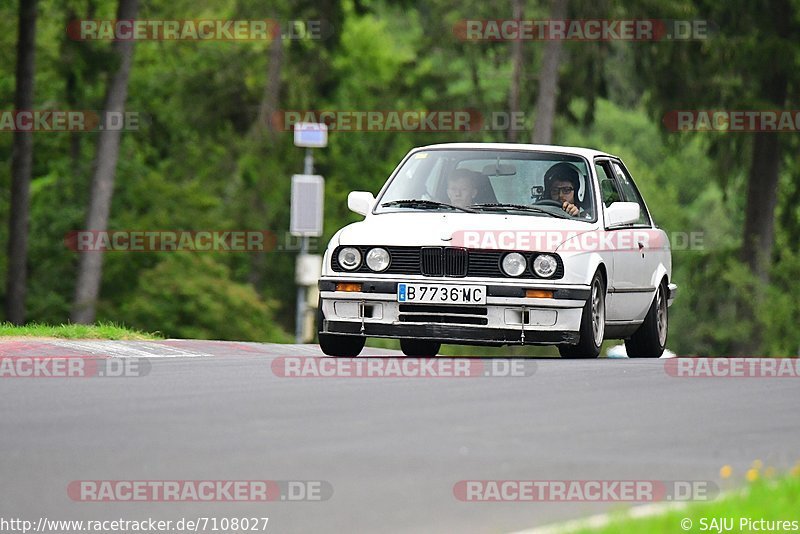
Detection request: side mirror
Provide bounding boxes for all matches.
[348,191,375,216]
[605,202,640,227]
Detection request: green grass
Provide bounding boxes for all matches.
[569,473,800,534]
[0,322,161,340]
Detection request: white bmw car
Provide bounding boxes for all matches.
[317,143,676,358]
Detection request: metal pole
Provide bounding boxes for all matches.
[295,149,314,343]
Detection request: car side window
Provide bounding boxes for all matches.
[595,163,621,207]
[610,161,651,226]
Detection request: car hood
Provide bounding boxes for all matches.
[336,212,597,252]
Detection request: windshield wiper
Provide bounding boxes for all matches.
[469,203,570,218]
[381,199,476,213]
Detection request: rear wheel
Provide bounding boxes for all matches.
[317,300,365,357]
[558,271,605,359]
[400,339,441,357]
[625,281,668,358]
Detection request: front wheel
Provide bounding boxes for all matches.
[625,281,668,358]
[317,300,365,357]
[319,333,365,357]
[558,271,605,359]
[400,339,441,357]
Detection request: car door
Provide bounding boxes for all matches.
[611,160,670,318]
[596,158,654,322]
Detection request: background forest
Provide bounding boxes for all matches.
[2,0,799,356]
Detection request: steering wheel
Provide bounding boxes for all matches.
[533,199,563,208]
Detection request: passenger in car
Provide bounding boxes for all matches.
[446,169,481,208]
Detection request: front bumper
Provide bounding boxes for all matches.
[318,279,588,346]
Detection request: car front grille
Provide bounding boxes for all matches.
[444,247,468,277]
[331,246,563,279]
[398,304,489,326]
[420,247,444,276]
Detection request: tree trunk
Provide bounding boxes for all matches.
[741,131,784,282]
[736,111,785,356]
[64,8,81,173]
[740,2,790,283]
[248,36,284,290]
[507,0,523,142]
[531,0,568,144]
[71,0,139,324]
[5,0,38,325]
[254,35,283,140]
[736,0,790,354]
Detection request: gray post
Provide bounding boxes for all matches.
[294,148,314,343]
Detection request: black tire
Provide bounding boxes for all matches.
[317,300,365,357]
[400,339,441,357]
[625,281,668,358]
[558,271,605,359]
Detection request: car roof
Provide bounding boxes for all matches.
[411,142,616,160]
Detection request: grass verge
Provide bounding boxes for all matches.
[571,474,800,534]
[0,322,161,340]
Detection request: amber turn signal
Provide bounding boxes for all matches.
[335,282,363,292]
[525,289,553,298]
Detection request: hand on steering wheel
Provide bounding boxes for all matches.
[561,202,579,216]
[535,198,579,216]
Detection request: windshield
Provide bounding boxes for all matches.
[375,149,596,221]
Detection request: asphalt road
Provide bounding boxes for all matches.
[1,340,798,534]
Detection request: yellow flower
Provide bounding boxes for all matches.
[751,459,764,470]
[720,465,732,479]
[746,468,759,482]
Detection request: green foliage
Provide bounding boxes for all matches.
[762,250,800,356]
[118,254,291,342]
[2,0,798,352]
[574,472,800,534]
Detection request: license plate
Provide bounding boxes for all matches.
[397,283,486,305]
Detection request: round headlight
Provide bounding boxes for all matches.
[366,247,390,272]
[501,252,527,277]
[533,254,558,278]
[338,247,362,270]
